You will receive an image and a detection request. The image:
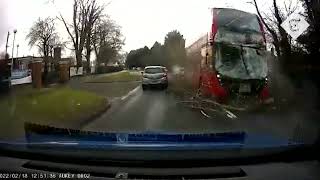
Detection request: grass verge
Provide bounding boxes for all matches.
[86,71,141,83]
[0,87,108,139]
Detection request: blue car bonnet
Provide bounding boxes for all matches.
[3,123,302,151]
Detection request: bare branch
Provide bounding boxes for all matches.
[284,0,291,16]
[273,0,284,25]
[58,14,76,47]
[26,17,60,57]
[252,0,281,57]
[253,0,278,38]
[284,0,299,17]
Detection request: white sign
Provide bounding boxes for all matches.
[91,66,95,73]
[11,76,32,85]
[70,67,83,77]
[281,13,310,40]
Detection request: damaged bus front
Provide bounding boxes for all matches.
[188,8,270,103]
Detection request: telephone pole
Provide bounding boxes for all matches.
[11,30,17,58]
[11,29,17,72]
[5,32,10,54]
[16,44,19,58]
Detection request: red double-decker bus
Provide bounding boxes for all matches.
[186,8,269,103]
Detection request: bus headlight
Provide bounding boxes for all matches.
[216,73,223,84]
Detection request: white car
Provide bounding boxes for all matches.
[142,66,168,90]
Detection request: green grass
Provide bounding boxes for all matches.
[87,71,141,83]
[0,87,107,139]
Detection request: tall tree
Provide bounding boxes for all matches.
[272,0,292,61]
[164,30,186,68]
[84,0,104,73]
[125,46,150,68]
[150,41,164,66]
[252,0,281,57]
[92,17,124,66]
[125,31,187,69]
[59,0,103,71]
[251,0,297,72]
[26,17,59,57]
[125,49,138,68]
[298,0,320,58]
[138,46,151,67]
[26,17,60,85]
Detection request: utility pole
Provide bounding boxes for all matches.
[16,44,19,58]
[5,32,10,54]
[11,29,17,72]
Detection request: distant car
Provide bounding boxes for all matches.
[142,66,168,90]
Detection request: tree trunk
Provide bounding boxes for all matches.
[75,50,82,73]
[43,56,49,87]
[85,49,91,74]
[94,44,98,62]
[43,43,49,86]
[253,0,281,60]
[306,0,320,59]
[273,0,291,72]
[85,33,91,74]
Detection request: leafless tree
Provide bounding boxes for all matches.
[26,17,59,57]
[59,0,104,71]
[299,0,320,56]
[251,0,297,64]
[84,0,105,73]
[26,17,60,85]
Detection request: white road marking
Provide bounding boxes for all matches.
[121,86,141,101]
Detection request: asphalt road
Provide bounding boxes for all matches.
[83,85,320,143]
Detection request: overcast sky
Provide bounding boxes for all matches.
[0,0,294,58]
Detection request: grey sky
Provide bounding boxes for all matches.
[0,0,296,58]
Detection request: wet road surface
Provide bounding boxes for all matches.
[83,86,320,143]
